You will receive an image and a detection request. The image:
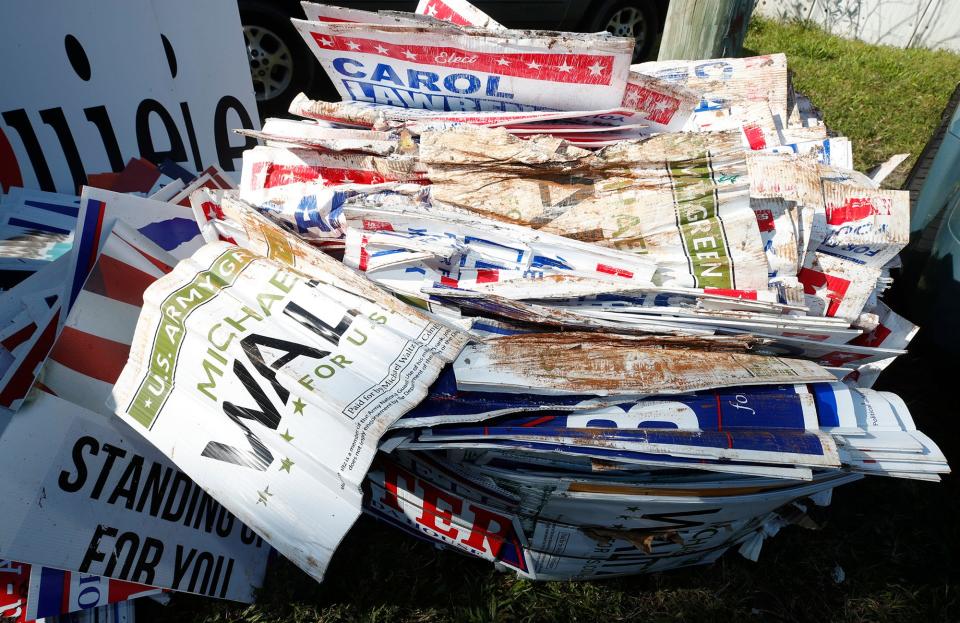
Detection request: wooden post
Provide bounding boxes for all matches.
[657,0,756,61]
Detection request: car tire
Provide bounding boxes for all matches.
[238,0,317,119]
[586,0,662,63]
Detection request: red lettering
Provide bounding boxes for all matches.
[460,504,512,558]
[415,482,462,539]
[379,463,416,512]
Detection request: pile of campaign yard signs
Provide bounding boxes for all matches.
[0,0,951,618]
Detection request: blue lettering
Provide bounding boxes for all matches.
[407,70,441,92]
[485,76,514,99]
[332,58,365,78]
[443,73,481,95]
[371,63,403,86]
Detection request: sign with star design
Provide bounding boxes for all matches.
[292,19,634,112]
[110,227,468,585]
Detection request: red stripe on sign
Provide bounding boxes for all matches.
[61,570,71,616]
[440,275,459,287]
[82,254,158,307]
[522,415,556,427]
[826,197,887,225]
[422,0,474,26]
[715,393,723,431]
[309,33,615,84]
[362,219,395,231]
[742,123,767,150]
[359,235,370,271]
[753,209,775,232]
[0,126,24,193]
[0,311,59,407]
[704,288,758,300]
[850,322,892,347]
[1,322,37,351]
[797,268,851,317]
[595,263,633,279]
[49,326,130,384]
[254,162,394,187]
[115,236,175,274]
[818,351,870,366]
[621,83,680,125]
[475,269,499,283]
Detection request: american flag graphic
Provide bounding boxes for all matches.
[43,222,174,414]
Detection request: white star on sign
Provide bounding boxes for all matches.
[496,58,510,66]
[556,62,573,73]
[375,44,389,54]
[144,398,152,408]
[526,60,542,70]
[426,3,439,15]
[403,49,417,60]
[653,99,672,111]
[346,40,361,50]
[318,37,333,47]
[811,281,832,298]
[340,174,354,183]
[587,62,604,76]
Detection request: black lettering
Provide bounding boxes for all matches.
[2,108,54,191]
[240,332,331,403]
[283,301,358,347]
[107,454,144,510]
[103,532,140,580]
[90,444,128,500]
[192,494,221,533]
[181,482,204,528]
[179,102,202,172]
[172,545,196,590]
[189,551,214,593]
[39,107,86,191]
[135,463,173,516]
[207,555,225,597]
[218,558,235,599]
[84,105,124,172]
[79,524,116,573]
[215,507,234,538]
[213,95,257,172]
[58,436,98,493]
[135,98,187,165]
[160,471,193,522]
[130,537,164,585]
[201,359,277,471]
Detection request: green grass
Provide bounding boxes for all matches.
[140,19,960,623]
[744,17,960,188]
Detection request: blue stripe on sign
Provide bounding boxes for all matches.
[824,138,832,163]
[471,322,529,336]
[405,266,426,274]
[70,198,105,308]
[7,217,72,235]
[473,260,506,270]
[138,217,199,251]
[371,248,404,257]
[35,566,66,618]
[810,383,840,427]
[24,199,80,217]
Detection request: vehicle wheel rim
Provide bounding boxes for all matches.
[605,7,648,62]
[244,25,294,102]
